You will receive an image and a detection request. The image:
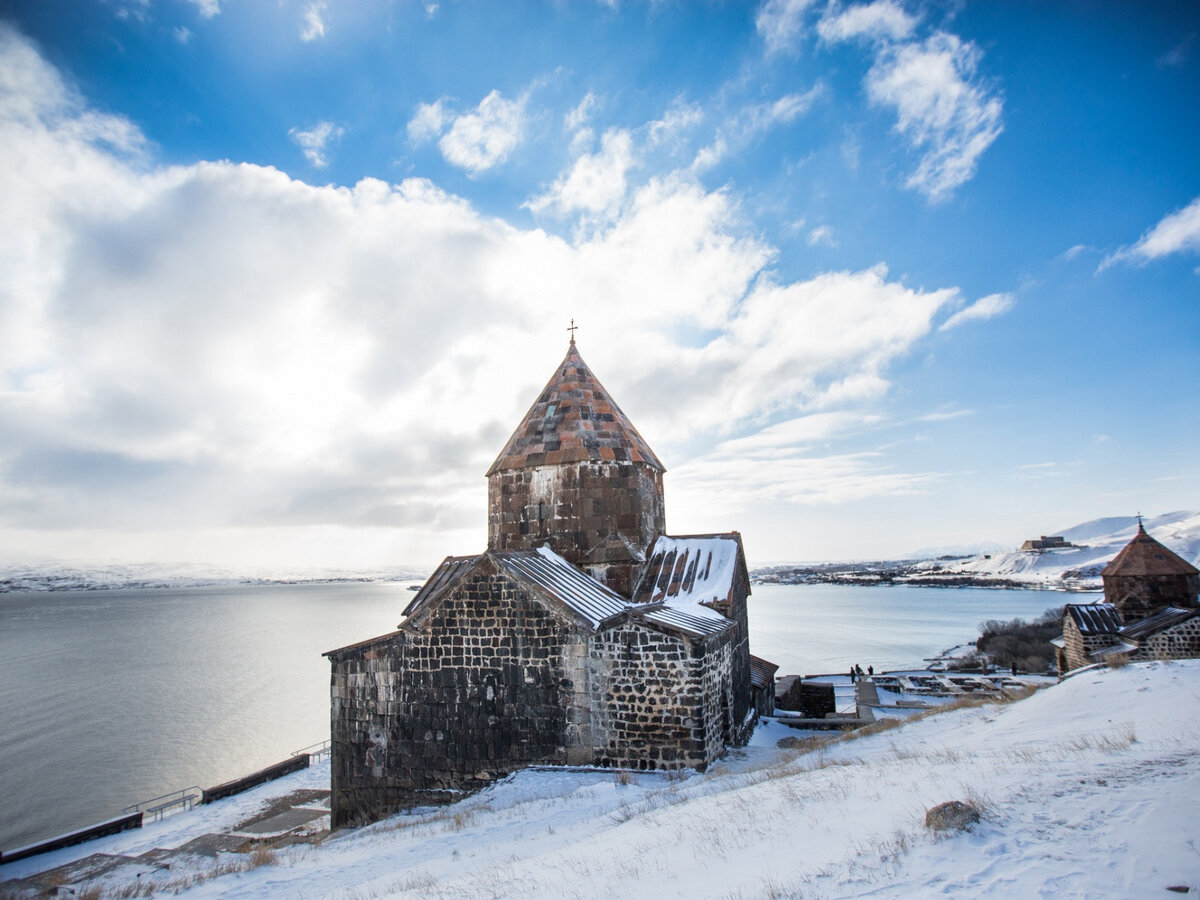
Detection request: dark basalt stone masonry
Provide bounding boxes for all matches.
[327,340,768,829]
[487,342,666,597]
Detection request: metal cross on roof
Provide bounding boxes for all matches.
[567,318,578,344]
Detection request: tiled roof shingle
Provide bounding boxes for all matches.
[487,342,664,475]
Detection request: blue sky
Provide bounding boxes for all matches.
[0,0,1197,569]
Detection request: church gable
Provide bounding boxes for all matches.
[401,547,631,633]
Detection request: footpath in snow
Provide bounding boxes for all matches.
[3,661,1199,898]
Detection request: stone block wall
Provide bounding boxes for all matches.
[587,619,731,771]
[1106,573,1200,622]
[1061,617,1119,672]
[487,461,664,568]
[709,581,752,741]
[328,631,409,827]
[1134,617,1200,661]
[329,564,590,827]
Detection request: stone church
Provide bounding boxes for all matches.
[326,339,772,827]
[1054,521,1200,673]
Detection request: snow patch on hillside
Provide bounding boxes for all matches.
[6,661,1199,898]
[919,509,1200,590]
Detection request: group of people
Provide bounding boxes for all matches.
[848,663,874,682]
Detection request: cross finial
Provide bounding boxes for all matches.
[1136,511,1144,531]
[567,318,578,345]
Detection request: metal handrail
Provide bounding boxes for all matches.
[291,739,331,761]
[123,786,202,820]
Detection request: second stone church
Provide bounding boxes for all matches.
[326,338,773,827]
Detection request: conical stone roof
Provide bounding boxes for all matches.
[487,342,664,476]
[1102,523,1199,577]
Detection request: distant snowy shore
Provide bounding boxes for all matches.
[0,564,428,594]
[6,511,1197,596]
[755,510,1200,593]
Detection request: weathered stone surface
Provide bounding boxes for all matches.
[327,343,762,829]
[925,800,981,833]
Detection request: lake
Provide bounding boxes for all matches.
[0,580,1066,850]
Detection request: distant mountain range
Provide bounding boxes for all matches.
[755,510,1200,591]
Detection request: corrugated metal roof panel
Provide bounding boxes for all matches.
[499,546,631,627]
[749,654,779,688]
[1119,606,1198,641]
[1066,603,1123,635]
[640,606,731,638]
[401,554,481,620]
[1089,641,1138,659]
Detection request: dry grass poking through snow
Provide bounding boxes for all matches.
[20,664,1200,900]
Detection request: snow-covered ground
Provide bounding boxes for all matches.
[915,509,1200,590]
[6,660,1199,898]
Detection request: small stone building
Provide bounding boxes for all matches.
[1054,522,1200,673]
[326,340,771,827]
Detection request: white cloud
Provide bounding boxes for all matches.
[288,120,344,168]
[755,0,820,55]
[527,129,634,217]
[938,292,1014,330]
[865,31,1003,201]
[693,85,823,171]
[1157,35,1192,69]
[0,27,978,566]
[807,224,836,247]
[918,408,972,422]
[818,0,917,44]
[300,2,326,42]
[106,0,151,22]
[646,97,704,149]
[1100,195,1200,270]
[565,92,599,131]
[407,99,448,143]
[185,0,221,18]
[437,90,525,174]
[174,26,192,44]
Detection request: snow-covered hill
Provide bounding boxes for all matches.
[914,509,1200,590]
[4,661,1198,898]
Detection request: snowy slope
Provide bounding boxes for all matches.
[6,660,1199,899]
[920,509,1200,589]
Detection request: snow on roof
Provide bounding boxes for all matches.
[1066,603,1122,635]
[633,534,747,621]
